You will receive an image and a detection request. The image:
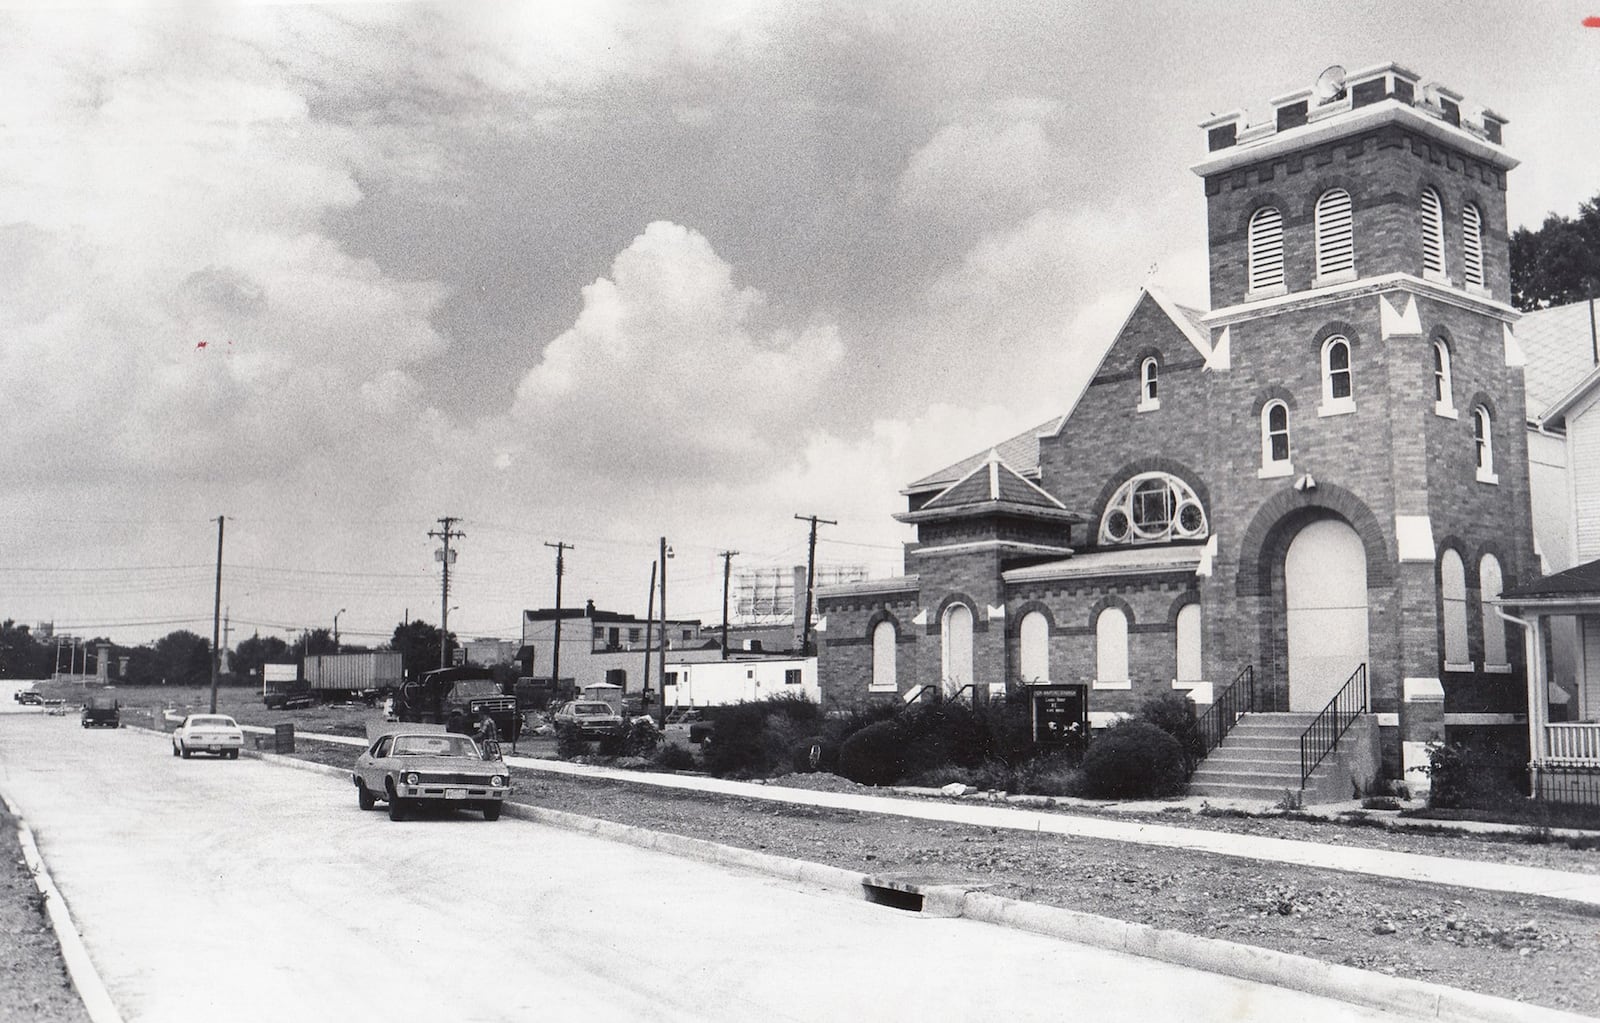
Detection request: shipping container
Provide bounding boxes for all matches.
[663,656,816,708]
[303,652,404,695]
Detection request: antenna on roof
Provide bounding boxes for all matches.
[1313,65,1348,105]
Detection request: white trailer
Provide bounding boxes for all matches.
[663,656,817,708]
[304,652,404,695]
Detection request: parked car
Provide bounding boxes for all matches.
[551,700,625,737]
[351,729,509,822]
[81,697,120,729]
[171,714,245,759]
[16,689,43,706]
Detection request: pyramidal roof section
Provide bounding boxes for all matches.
[921,448,1067,512]
[904,415,1061,493]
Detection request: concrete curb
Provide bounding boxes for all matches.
[0,791,126,1023]
[244,751,1593,1022]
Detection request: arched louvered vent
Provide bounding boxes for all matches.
[1247,206,1284,291]
[1421,188,1446,276]
[1462,203,1484,288]
[1314,189,1354,278]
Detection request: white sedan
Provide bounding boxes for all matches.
[172,714,245,759]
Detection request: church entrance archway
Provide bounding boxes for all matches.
[1284,518,1369,711]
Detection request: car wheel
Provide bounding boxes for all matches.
[180,743,191,759]
[171,742,179,757]
[386,782,405,821]
[227,750,238,760]
[483,803,501,822]
[357,782,376,811]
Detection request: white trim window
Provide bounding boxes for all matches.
[1258,400,1293,478]
[1479,554,1510,671]
[941,604,973,697]
[1441,549,1472,671]
[1432,340,1457,418]
[1247,206,1286,294]
[1174,603,1202,686]
[1138,357,1160,412]
[1314,189,1355,283]
[1094,607,1130,690]
[1420,187,1447,281]
[1099,472,1209,545]
[1474,404,1498,484]
[1462,202,1485,290]
[870,620,897,691]
[1019,611,1050,683]
[1318,335,1355,416]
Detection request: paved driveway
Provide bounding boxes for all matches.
[0,708,1424,1022]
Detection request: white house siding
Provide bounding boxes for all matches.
[1527,428,1571,573]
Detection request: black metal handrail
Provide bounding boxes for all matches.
[1189,664,1255,777]
[1299,663,1368,787]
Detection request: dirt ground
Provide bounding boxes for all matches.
[0,807,93,1023]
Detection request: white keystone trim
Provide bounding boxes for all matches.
[1395,515,1436,562]
[1379,294,1422,338]
[1403,677,1445,703]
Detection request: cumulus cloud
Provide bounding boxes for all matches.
[897,116,1058,218]
[512,221,843,480]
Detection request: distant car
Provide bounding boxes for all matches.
[552,700,625,737]
[16,690,43,706]
[351,729,509,822]
[172,714,245,759]
[81,697,120,729]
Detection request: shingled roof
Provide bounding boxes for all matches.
[896,448,1079,525]
[1517,299,1600,420]
[1500,558,1600,601]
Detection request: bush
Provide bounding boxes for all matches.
[821,699,903,748]
[837,720,908,786]
[1079,721,1187,799]
[1418,741,1527,809]
[652,742,696,771]
[1135,691,1204,773]
[790,735,839,774]
[622,717,662,758]
[554,722,590,760]
[701,696,828,779]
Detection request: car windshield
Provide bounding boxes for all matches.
[391,735,478,758]
[574,703,614,716]
[189,716,235,728]
[452,679,500,698]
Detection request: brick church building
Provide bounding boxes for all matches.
[816,64,1535,791]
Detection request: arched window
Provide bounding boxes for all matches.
[1175,603,1202,684]
[1098,472,1208,545]
[1320,335,1354,413]
[1314,189,1355,279]
[941,603,973,697]
[1462,203,1485,288]
[871,620,897,691]
[1139,357,1159,411]
[1479,554,1509,670]
[1260,400,1292,475]
[1420,187,1446,277]
[1432,340,1456,416]
[1441,549,1470,669]
[1474,405,1497,483]
[1247,206,1285,292]
[1095,607,1129,689]
[1019,611,1049,683]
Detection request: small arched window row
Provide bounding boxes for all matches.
[1258,400,1293,478]
[1099,472,1209,546]
[1318,334,1356,416]
[1474,404,1498,485]
[870,619,897,692]
[1432,339,1457,418]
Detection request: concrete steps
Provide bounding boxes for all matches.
[1189,713,1357,803]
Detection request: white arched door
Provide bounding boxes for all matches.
[942,604,973,697]
[1285,519,1369,711]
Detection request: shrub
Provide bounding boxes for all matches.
[622,717,662,758]
[652,742,696,771]
[821,699,903,748]
[790,735,839,774]
[1361,795,1402,811]
[837,720,908,786]
[1417,741,1527,809]
[1079,721,1187,799]
[554,722,590,760]
[1135,691,1204,773]
[701,696,827,779]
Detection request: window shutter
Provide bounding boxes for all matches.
[1421,188,1445,275]
[1462,203,1484,287]
[1314,190,1354,277]
[1247,206,1284,290]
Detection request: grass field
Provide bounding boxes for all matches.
[31,680,375,736]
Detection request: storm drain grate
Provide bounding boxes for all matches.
[861,882,924,912]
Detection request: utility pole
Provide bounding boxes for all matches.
[657,537,671,728]
[334,608,345,652]
[642,560,657,708]
[794,513,836,656]
[210,515,225,713]
[544,541,573,699]
[718,549,739,659]
[429,517,464,669]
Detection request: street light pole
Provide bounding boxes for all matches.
[334,608,345,653]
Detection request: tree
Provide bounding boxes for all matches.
[1510,193,1600,310]
[389,620,457,679]
[126,630,211,687]
[0,620,52,679]
[233,633,292,685]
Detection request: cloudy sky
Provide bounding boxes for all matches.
[3,0,1597,650]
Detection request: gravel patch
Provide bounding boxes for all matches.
[0,806,93,1023]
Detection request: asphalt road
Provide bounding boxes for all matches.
[1,687,1428,1022]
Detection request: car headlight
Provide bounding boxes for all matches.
[405,772,419,785]
[490,775,504,788]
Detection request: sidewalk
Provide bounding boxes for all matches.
[274,726,1600,907]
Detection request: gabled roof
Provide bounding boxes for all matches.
[1541,363,1600,430]
[918,448,1067,513]
[1517,299,1599,420]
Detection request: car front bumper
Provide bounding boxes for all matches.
[396,783,510,803]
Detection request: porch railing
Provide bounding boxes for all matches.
[1190,665,1255,776]
[1299,663,1368,788]
[1545,722,1600,763]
